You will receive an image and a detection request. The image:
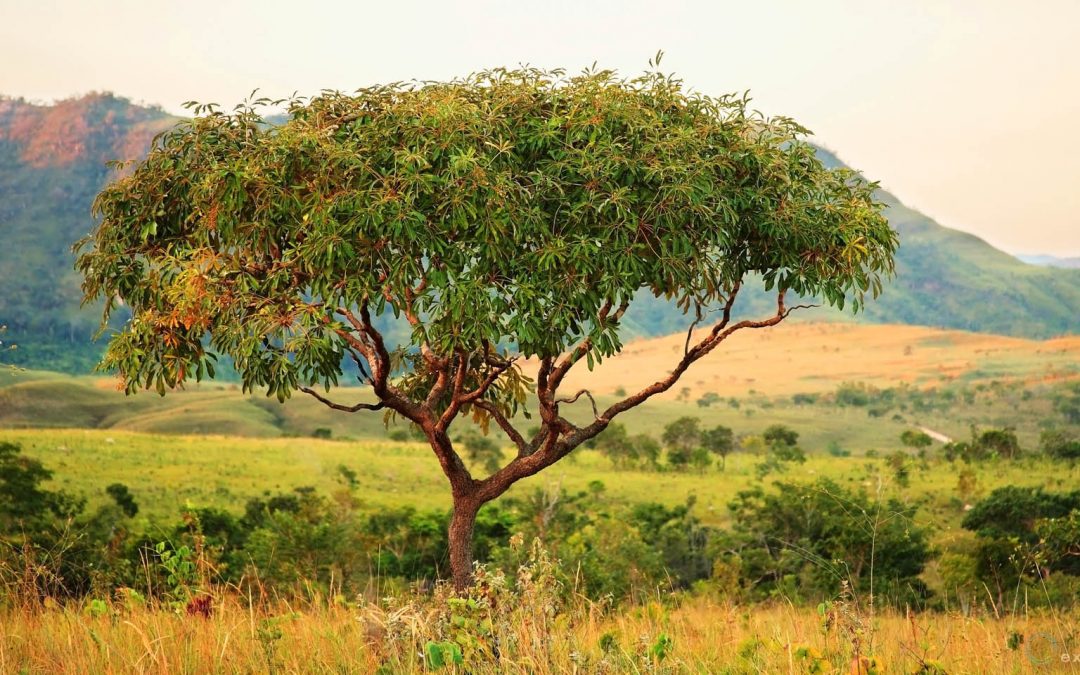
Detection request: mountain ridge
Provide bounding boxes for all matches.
[1017,254,1080,269]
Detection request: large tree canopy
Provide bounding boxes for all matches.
[77,65,896,588]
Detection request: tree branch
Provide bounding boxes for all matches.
[472,400,529,455]
[684,283,742,355]
[436,350,471,430]
[472,292,800,503]
[299,386,385,412]
[344,348,374,386]
[579,290,793,437]
[460,359,514,404]
[555,389,599,420]
[334,304,426,424]
[547,299,629,393]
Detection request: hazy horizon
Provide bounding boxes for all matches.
[2,0,1078,256]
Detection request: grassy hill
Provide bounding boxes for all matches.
[1019,253,1080,269]
[3,322,1077,461]
[1,96,1078,375]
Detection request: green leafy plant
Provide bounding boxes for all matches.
[154,541,198,602]
[425,640,464,670]
[648,632,673,663]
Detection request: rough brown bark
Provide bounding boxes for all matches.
[448,495,481,591]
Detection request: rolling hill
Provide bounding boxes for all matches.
[1,94,1078,375]
[2,321,1076,453]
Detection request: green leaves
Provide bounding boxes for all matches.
[77,66,896,404]
[425,641,463,669]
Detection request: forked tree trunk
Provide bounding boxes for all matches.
[448,495,481,591]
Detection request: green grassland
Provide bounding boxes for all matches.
[5,427,1076,534]
[1,358,1072,453]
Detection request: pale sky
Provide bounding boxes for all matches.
[2,0,1078,255]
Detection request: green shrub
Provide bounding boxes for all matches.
[720,479,932,606]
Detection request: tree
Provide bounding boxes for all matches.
[722,479,931,605]
[762,424,799,449]
[974,427,1020,460]
[1041,429,1080,461]
[899,429,932,450]
[589,423,660,470]
[0,442,83,533]
[962,487,1080,596]
[663,417,703,470]
[701,425,735,470]
[76,64,896,589]
[105,483,139,518]
[755,424,805,479]
[696,392,721,408]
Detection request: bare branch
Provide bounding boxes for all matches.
[436,351,472,430]
[460,359,514,404]
[334,304,428,425]
[561,289,798,452]
[683,303,704,356]
[472,400,528,454]
[536,355,558,425]
[299,386,385,412]
[555,389,599,420]
[358,303,391,380]
[344,348,374,386]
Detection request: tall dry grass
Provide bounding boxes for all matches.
[1,590,1076,673]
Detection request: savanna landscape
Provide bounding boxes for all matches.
[3,5,1080,673]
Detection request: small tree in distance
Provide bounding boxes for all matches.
[663,417,703,470]
[76,61,896,589]
[702,425,735,471]
[588,423,660,470]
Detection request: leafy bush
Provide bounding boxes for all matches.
[720,479,931,606]
[900,430,932,449]
[1041,429,1080,460]
[834,382,873,407]
[943,427,1023,462]
[961,487,1080,603]
[588,423,660,470]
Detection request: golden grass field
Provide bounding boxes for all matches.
[524,321,1080,398]
[1,594,1075,674]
